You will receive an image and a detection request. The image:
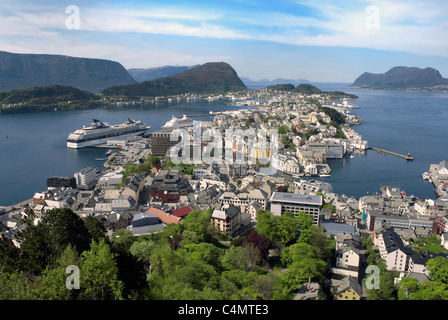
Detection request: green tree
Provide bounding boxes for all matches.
[0,234,21,273]
[79,240,123,300]
[40,244,81,300]
[427,256,448,284]
[397,277,420,300]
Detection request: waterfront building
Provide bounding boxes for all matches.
[269,191,322,226]
[74,167,100,190]
[46,176,77,189]
[366,210,438,234]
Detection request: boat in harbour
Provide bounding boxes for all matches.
[422,172,430,180]
[67,118,150,149]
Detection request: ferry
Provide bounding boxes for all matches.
[67,118,150,149]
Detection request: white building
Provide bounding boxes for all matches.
[74,167,100,190]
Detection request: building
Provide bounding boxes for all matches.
[366,210,438,234]
[211,205,241,236]
[150,129,181,157]
[150,170,190,203]
[74,167,100,190]
[330,276,362,300]
[97,171,123,189]
[269,192,322,225]
[47,176,77,189]
[374,229,414,272]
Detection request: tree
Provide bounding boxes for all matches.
[281,258,326,291]
[222,243,265,273]
[40,244,81,300]
[18,208,91,274]
[84,216,107,243]
[78,240,123,300]
[427,256,448,284]
[0,235,21,273]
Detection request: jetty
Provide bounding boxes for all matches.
[367,147,414,160]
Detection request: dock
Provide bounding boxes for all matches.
[367,147,414,160]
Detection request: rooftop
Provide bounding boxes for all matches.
[269,191,322,206]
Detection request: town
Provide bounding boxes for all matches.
[1,87,448,301]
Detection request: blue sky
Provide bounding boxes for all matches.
[0,0,447,82]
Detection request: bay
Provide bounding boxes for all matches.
[0,86,447,206]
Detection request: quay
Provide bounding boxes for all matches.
[367,147,414,160]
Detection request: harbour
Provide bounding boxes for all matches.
[0,86,447,206]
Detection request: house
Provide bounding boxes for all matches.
[331,234,361,280]
[97,171,123,189]
[211,205,241,236]
[150,170,190,203]
[111,195,136,211]
[121,174,145,202]
[374,229,415,271]
[408,251,448,277]
[330,276,362,300]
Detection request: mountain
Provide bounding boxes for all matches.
[241,77,310,89]
[0,51,136,92]
[352,66,448,89]
[0,85,103,114]
[292,83,322,94]
[102,62,247,97]
[127,65,200,82]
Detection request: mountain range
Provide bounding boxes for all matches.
[0,51,136,92]
[127,65,200,82]
[352,66,448,89]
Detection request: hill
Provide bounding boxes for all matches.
[102,62,247,98]
[0,85,103,114]
[266,83,295,91]
[127,65,199,82]
[0,51,136,92]
[292,83,322,94]
[352,66,448,89]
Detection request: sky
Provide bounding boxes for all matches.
[0,0,447,82]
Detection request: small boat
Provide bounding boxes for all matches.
[106,149,113,155]
[319,174,331,177]
[422,172,430,180]
[350,154,354,159]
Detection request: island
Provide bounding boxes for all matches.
[352,66,448,91]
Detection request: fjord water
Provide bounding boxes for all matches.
[0,87,447,206]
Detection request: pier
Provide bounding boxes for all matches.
[367,147,414,160]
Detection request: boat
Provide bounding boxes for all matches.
[161,114,194,129]
[319,174,331,177]
[422,172,430,180]
[350,154,354,159]
[67,118,150,149]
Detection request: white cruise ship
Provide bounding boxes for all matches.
[67,118,150,149]
[161,114,194,129]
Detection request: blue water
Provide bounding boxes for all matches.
[0,87,447,206]
[0,101,239,206]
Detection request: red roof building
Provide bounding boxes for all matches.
[172,206,193,218]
